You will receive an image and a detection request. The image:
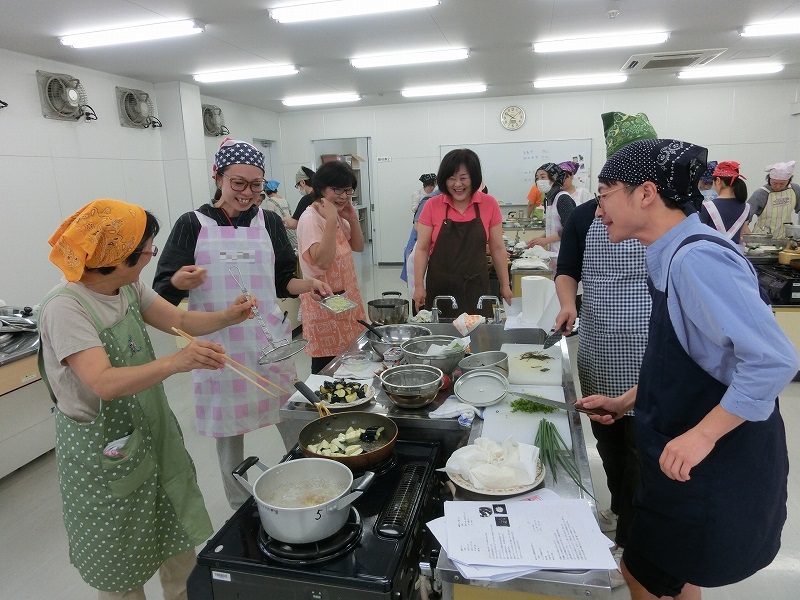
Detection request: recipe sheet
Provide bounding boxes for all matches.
[444,499,616,570]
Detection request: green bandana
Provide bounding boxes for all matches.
[602,112,658,158]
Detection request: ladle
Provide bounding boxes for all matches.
[357,319,390,343]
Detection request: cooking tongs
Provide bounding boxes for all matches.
[228,266,307,363]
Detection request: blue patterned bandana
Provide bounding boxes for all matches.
[599,139,707,206]
[212,138,265,177]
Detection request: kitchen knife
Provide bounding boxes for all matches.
[542,319,579,349]
[515,391,616,418]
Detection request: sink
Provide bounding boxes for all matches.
[421,323,546,352]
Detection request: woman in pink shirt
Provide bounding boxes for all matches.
[413,149,512,319]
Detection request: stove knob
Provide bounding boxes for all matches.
[22,306,33,317]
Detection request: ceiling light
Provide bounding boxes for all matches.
[194,65,299,83]
[741,19,800,37]
[351,48,468,69]
[401,83,487,97]
[533,31,669,53]
[678,63,784,79]
[282,93,362,107]
[270,0,439,24]
[533,74,628,89]
[60,19,203,48]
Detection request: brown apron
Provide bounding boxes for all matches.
[425,203,492,319]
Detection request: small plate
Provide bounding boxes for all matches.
[449,460,545,496]
[319,385,376,410]
[318,294,358,314]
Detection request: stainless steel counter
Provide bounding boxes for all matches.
[0,332,39,366]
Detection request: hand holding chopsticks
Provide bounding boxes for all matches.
[171,327,288,397]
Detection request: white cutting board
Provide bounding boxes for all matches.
[500,343,562,386]
[481,384,572,450]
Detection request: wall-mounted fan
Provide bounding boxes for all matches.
[202,104,229,136]
[116,87,161,128]
[36,70,96,121]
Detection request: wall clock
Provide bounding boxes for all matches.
[500,105,525,131]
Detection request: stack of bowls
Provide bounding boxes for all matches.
[380,364,443,409]
[400,335,466,374]
[458,351,509,377]
[365,324,432,359]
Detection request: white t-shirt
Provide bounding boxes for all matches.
[39,280,158,422]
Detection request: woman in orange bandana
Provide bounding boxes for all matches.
[40,199,258,599]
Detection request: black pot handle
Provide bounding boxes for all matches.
[232,456,260,478]
[382,291,403,297]
[352,470,376,492]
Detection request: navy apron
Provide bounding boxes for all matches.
[425,202,492,319]
[629,234,788,586]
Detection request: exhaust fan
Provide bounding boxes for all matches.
[36,70,96,121]
[202,104,229,136]
[116,87,161,128]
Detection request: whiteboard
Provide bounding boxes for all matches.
[440,139,592,206]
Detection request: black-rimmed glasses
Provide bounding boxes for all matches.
[221,173,266,192]
[594,184,635,208]
[331,187,355,196]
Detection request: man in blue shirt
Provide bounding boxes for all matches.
[579,139,796,600]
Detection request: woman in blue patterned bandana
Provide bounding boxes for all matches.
[153,139,331,509]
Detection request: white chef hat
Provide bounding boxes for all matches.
[766,161,796,180]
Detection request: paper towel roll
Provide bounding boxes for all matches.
[521,276,555,324]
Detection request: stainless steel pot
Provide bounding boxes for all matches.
[367,292,409,325]
[365,323,431,358]
[233,456,374,544]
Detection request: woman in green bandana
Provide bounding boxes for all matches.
[39,199,257,599]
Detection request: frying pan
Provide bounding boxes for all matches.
[297,411,398,472]
[791,258,800,272]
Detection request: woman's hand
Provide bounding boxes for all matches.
[307,278,333,300]
[171,265,207,291]
[173,339,228,373]
[527,237,547,248]
[340,200,359,223]
[413,288,426,312]
[576,393,630,424]
[224,293,258,326]
[318,198,339,222]
[500,283,513,306]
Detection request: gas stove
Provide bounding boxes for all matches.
[188,440,441,600]
[755,264,800,305]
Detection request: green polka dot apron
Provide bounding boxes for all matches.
[38,285,212,593]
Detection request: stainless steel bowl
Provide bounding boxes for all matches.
[400,335,467,374]
[365,324,432,359]
[380,364,443,409]
[458,351,509,376]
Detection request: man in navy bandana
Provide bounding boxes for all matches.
[579,138,795,599]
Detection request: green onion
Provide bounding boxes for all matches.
[509,398,557,414]
[535,418,595,499]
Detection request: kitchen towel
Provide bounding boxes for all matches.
[521,276,559,328]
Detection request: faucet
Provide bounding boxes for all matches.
[431,295,458,323]
[477,295,502,324]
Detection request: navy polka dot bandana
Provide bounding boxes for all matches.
[212,138,265,177]
[599,139,707,206]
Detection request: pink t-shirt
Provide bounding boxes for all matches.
[296,204,352,279]
[417,191,502,253]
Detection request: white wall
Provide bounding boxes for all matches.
[275,79,800,264]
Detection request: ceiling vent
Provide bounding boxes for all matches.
[116,87,161,128]
[622,49,725,72]
[202,104,229,137]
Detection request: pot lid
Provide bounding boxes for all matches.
[454,368,508,407]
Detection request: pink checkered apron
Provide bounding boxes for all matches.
[189,210,295,437]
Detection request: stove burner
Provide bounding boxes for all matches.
[257,507,363,565]
[357,454,396,478]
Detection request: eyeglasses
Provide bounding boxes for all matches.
[594,184,635,208]
[221,173,266,192]
[140,245,158,258]
[331,187,355,196]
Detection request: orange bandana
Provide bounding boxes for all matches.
[48,199,147,282]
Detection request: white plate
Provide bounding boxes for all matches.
[449,460,545,496]
[318,385,376,410]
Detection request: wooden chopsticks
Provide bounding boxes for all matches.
[171,327,289,396]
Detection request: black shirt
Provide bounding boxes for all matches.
[555,199,598,282]
[152,204,297,305]
[291,193,315,220]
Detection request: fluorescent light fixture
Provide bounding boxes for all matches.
[533,74,628,89]
[351,48,468,69]
[401,83,487,97]
[282,93,362,107]
[741,19,800,37]
[270,0,439,24]
[194,65,298,83]
[678,63,784,79]
[534,31,669,53]
[60,19,203,48]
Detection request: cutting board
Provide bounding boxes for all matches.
[481,384,572,450]
[500,343,562,385]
